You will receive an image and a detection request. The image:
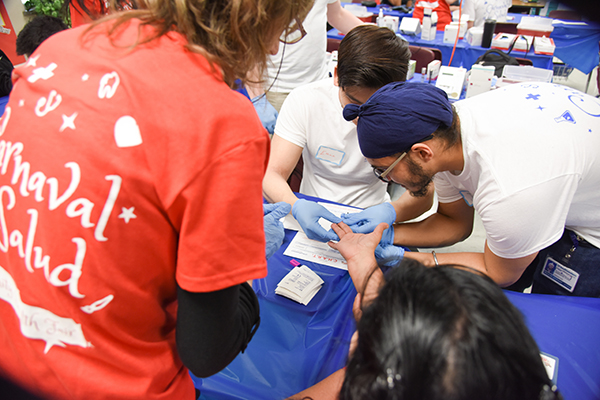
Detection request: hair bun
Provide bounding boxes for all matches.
[343,104,360,121]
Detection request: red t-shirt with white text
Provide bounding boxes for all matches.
[0,21,269,400]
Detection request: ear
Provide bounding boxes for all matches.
[410,143,434,162]
[333,66,339,87]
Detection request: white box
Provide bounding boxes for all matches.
[496,65,553,88]
[517,16,554,37]
[465,27,484,47]
[407,59,417,80]
[466,64,495,98]
[421,7,438,41]
[491,33,516,51]
[378,15,400,32]
[399,17,421,35]
[534,36,555,55]
[426,59,442,80]
[443,22,467,43]
[435,66,467,100]
[512,35,534,52]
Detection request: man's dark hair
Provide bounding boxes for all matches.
[434,104,461,149]
[340,259,561,400]
[16,16,68,57]
[337,25,411,91]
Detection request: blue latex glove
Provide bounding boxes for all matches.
[379,225,394,246]
[341,202,397,234]
[374,244,405,267]
[252,95,278,134]
[264,202,292,259]
[292,199,342,242]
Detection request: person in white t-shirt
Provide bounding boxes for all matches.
[263,25,433,246]
[264,0,364,112]
[462,0,512,29]
[340,81,600,297]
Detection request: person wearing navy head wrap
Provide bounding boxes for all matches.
[342,82,454,159]
[337,81,600,299]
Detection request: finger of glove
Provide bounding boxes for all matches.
[263,203,278,215]
[304,223,340,242]
[339,212,369,226]
[346,222,377,234]
[268,202,291,220]
[379,226,394,246]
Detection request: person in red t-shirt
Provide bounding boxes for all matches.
[67,0,134,27]
[412,0,454,31]
[0,0,312,399]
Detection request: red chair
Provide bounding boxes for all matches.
[327,38,341,53]
[287,156,304,193]
[515,57,533,66]
[548,9,582,21]
[408,45,436,72]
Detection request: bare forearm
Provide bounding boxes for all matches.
[390,188,434,223]
[393,213,472,248]
[262,171,299,207]
[404,246,538,288]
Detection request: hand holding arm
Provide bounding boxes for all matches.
[252,95,278,134]
[292,199,342,242]
[263,202,292,259]
[341,202,397,234]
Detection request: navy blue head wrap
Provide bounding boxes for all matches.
[343,82,454,159]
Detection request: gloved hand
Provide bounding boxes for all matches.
[252,95,278,134]
[341,202,396,234]
[264,202,292,259]
[292,199,342,242]
[379,224,394,246]
[374,244,405,267]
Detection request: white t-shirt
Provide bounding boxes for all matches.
[462,0,511,27]
[266,0,338,94]
[433,82,600,258]
[275,78,390,208]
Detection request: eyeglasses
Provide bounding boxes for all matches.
[280,17,307,45]
[373,152,407,183]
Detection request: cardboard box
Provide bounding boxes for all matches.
[399,17,421,35]
[466,64,495,98]
[491,33,516,51]
[533,36,555,55]
[512,35,534,52]
[407,59,417,80]
[465,27,484,47]
[421,7,438,41]
[426,59,442,80]
[517,16,554,37]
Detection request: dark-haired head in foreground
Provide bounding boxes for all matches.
[16,16,68,58]
[340,259,561,400]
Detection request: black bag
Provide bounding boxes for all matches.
[475,49,520,78]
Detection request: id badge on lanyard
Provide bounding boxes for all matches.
[540,232,581,292]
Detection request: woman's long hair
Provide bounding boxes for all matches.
[83,0,313,87]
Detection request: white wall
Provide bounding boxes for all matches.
[3,0,29,36]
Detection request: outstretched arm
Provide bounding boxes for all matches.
[404,243,538,287]
[327,0,365,34]
[392,198,475,248]
[262,134,303,207]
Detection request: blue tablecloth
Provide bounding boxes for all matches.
[0,95,8,116]
[193,194,600,400]
[328,12,600,73]
[328,27,554,70]
[551,21,600,74]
